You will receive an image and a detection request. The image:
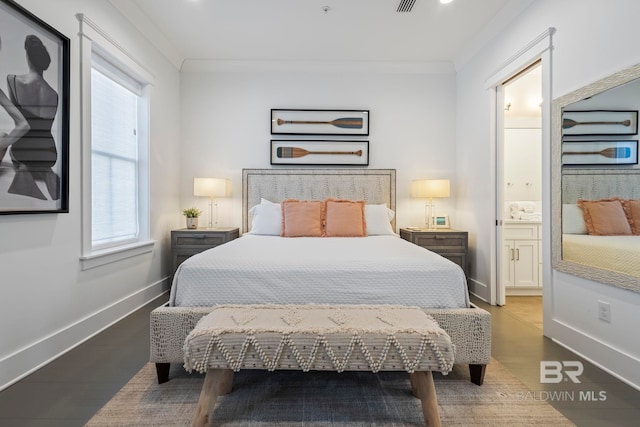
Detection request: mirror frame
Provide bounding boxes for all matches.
[552,62,640,294]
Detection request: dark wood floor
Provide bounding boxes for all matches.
[0,294,638,426]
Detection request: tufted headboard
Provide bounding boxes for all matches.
[242,168,396,233]
[562,169,640,203]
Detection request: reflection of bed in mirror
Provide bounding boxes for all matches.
[561,169,640,278]
[563,234,640,278]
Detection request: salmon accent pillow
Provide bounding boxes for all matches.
[281,199,325,237]
[622,199,640,235]
[324,199,367,237]
[578,198,632,236]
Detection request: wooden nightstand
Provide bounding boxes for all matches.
[171,227,240,275]
[399,228,469,278]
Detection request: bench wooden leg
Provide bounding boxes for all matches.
[192,369,232,427]
[410,371,441,427]
[217,369,234,395]
[409,372,420,398]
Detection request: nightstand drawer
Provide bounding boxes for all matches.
[174,251,200,269]
[171,228,239,275]
[172,233,229,248]
[439,253,467,271]
[400,228,469,280]
[412,234,466,251]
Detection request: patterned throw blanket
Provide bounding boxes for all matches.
[183,304,455,375]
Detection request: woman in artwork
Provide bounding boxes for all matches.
[5,34,60,200]
[0,35,30,171]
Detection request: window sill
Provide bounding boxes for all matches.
[80,240,155,270]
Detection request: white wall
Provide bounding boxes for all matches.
[455,0,640,388]
[0,0,181,390]
[179,68,458,231]
[503,128,542,203]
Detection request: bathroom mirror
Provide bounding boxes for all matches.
[552,62,640,294]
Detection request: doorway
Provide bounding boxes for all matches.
[497,61,543,326]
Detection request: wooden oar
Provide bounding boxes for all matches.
[276,117,363,129]
[277,147,363,158]
[563,118,631,129]
[563,147,631,158]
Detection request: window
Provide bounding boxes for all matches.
[91,55,143,249]
[79,15,154,269]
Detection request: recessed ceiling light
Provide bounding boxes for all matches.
[440,0,454,4]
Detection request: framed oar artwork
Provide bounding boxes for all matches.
[271,140,369,166]
[562,140,638,166]
[271,109,369,135]
[563,110,638,136]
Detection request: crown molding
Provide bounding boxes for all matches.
[181,59,455,74]
[108,0,184,70]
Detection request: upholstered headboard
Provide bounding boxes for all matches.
[242,168,396,233]
[562,169,640,203]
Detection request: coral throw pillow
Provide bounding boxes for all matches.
[325,199,367,237]
[622,199,640,235]
[578,198,632,236]
[281,200,324,237]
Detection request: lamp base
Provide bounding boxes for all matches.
[424,199,436,230]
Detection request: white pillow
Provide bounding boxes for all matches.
[248,198,282,235]
[365,204,396,235]
[562,204,587,234]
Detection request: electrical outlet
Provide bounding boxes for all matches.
[598,300,611,323]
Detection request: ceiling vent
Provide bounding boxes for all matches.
[396,0,416,12]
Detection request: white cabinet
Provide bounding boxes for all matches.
[503,223,541,292]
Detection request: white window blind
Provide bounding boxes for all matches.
[91,60,142,249]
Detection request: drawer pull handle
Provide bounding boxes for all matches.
[193,235,206,239]
[510,248,514,261]
[516,248,520,260]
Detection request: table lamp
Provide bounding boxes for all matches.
[193,177,230,228]
[411,179,450,229]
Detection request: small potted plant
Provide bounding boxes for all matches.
[182,207,202,229]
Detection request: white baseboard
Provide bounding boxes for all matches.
[505,287,542,296]
[0,278,170,392]
[468,277,490,303]
[549,318,640,392]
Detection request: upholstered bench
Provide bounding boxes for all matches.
[184,304,455,427]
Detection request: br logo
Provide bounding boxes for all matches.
[540,361,584,383]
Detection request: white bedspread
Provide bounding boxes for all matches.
[563,234,640,278]
[170,235,469,309]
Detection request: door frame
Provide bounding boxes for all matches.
[485,28,554,310]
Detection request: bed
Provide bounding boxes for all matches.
[151,169,491,385]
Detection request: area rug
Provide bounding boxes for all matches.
[86,360,574,426]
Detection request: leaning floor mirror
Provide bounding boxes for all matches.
[552,62,640,294]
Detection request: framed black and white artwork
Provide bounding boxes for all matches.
[0,0,69,214]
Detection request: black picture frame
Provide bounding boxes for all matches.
[271,140,369,166]
[0,0,69,214]
[562,110,638,136]
[271,109,370,135]
[562,140,638,166]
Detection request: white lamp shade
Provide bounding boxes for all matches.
[411,179,450,198]
[193,177,230,198]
